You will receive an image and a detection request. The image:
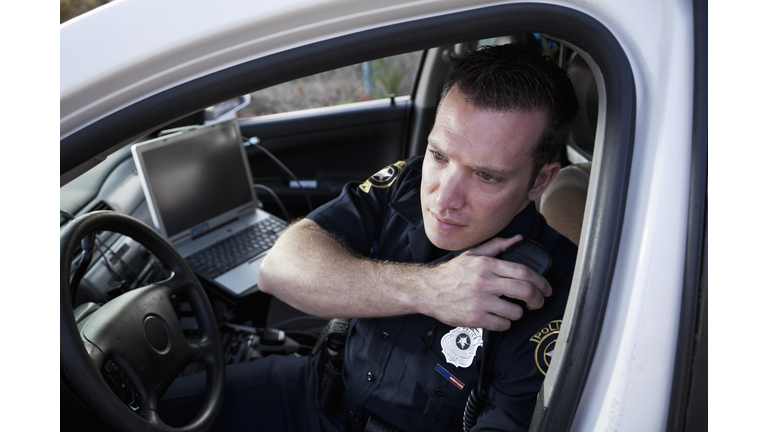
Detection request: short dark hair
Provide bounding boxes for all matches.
[439,44,579,188]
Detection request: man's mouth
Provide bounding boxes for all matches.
[430,212,466,232]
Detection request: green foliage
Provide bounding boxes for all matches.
[371,58,404,99]
[61,0,112,24]
[239,52,421,117]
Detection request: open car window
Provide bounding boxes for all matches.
[243,52,422,117]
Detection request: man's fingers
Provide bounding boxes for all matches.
[431,242,554,328]
[467,235,553,298]
[483,275,546,311]
[487,296,524,320]
[469,235,523,257]
[477,299,527,331]
[480,314,514,332]
[490,259,553,299]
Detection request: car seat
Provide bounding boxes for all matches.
[540,162,591,245]
[539,54,598,246]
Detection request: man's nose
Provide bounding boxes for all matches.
[435,169,466,210]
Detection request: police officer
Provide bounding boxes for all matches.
[257,44,579,431]
[160,43,579,431]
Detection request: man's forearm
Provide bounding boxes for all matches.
[257,218,428,319]
[257,219,553,330]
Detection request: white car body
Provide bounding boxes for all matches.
[60,1,708,431]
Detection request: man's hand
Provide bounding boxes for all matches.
[419,235,553,331]
[259,220,551,332]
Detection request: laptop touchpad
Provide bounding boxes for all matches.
[214,254,266,295]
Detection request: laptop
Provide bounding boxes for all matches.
[131,118,286,297]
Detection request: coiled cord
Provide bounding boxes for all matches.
[463,386,486,431]
[462,331,494,431]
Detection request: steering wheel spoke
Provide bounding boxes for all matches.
[160,270,198,297]
[61,211,224,432]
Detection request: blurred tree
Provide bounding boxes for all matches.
[61,0,112,24]
[371,58,404,99]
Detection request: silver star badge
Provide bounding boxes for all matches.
[441,327,483,368]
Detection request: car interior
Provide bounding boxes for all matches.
[62,7,634,428]
[60,0,714,428]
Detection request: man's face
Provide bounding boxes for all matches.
[421,87,549,251]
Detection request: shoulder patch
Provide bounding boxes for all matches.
[528,320,561,376]
[359,160,407,193]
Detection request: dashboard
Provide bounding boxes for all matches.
[61,128,319,379]
[62,146,160,305]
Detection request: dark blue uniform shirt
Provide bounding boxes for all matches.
[308,156,577,432]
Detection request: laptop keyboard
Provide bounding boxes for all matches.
[186,216,288,280]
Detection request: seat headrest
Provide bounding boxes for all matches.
[540,162,592,245]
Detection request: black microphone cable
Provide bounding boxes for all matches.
[244,136,313,214]
[254,184,291,222]
[463,330,494,431]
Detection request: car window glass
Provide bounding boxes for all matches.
[239,52,422,117]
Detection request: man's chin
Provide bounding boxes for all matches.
[425,226,473,251]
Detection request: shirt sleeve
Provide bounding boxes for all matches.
[307,159,411,256]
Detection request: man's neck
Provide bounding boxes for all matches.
[428,245,451,262]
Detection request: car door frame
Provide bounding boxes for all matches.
[60,4,637,430]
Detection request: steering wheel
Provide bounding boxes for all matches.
[60,211,224,432]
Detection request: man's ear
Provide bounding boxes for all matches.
[527,162,560,202]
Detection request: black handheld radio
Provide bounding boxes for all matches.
[462,239,552,431]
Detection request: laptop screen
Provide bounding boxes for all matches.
[132,119,256,239]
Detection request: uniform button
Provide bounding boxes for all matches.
[367,372,375,381]
[434,388,445,397]
[382,332,389,340]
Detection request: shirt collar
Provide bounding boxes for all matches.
[495,201,538,240]
[390,190,422,225]
[390,194,539,263]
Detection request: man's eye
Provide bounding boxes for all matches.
[432,151,446,161]
[480,172,495,181]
